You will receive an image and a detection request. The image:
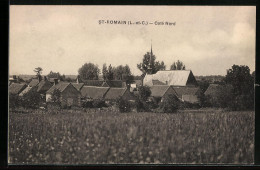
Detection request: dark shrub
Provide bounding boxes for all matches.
[147,97,159,109]
[159,94,179,113]
[138,86,151,101]
[117,97,131,113]
[82,99,93,108]
[21,88,42,109]
[9,94,21,109]
[93,99,106,108]
[214,85,234,108]
[135,97,150,112]
[179,101,200,109]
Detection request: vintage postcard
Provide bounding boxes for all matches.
[9,5,255,164]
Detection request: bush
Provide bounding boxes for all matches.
[9,94,21,109]
[159,94,179,113]
[82,99,93,108]
[179,101,200,109]
[93,99,106,108]
[21,88,42,109]
[135,97,150,112]
[117,97,131,113]
[138,86,151,101]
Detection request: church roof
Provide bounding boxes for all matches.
[143,70,197,86]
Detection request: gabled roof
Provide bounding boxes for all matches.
[102,80,124,88]
[37,80,53,93]
[28,79,40,87]
[81,80,104,86]
[104,88,127,100]
[9,83,27,95]
[46,82,71,94]
[143,70,197,86]
[19,86,34,96]
[172,86,200,97]
[150,85,175,97]
[72,83,84,91]
[81,86,110,99]
[152,80,166,85]
[204,84,220,96]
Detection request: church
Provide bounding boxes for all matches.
[142,44,201,104]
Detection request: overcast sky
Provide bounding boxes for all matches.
[9,6,255,76]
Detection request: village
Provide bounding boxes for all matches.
[9,45,254,112]
[8,5,256,164]
[9,47,225,112]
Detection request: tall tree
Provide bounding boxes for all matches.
[47,71,65,81]
[137,52,166,75]
[78,63,100,80]
[170,60,186,70]
[34,67,43,79]
[107,64,114,80]
[102,64,108,80]
[225,65,254,110]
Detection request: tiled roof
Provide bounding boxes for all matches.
[37,80,53,93]
[150,85,172,97]
[152,80,166,85]
[46,82,70,94]
[72,83,84,91]
[102,80,124,88]
[81,80,104,86]
[104,88,127,100]
[172,86,200,97]
[81,86,110,99]
[143,70,197,86]
[28,79,40,87]
[204,84,220,96]
[19,86,33,96]
[9,83,27,95]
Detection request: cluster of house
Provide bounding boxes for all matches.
[10,46,227,108]
[9,68,207,108]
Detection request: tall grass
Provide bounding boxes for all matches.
[8,109,254,164]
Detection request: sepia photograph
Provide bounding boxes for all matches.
[8,5,255,164]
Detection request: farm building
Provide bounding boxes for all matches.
[46,82,81,107]
[19,86,34,96]
[150,85,178,102]
[204,84,221,96]
[81,86,110,99]
[76,76,126,88]
[104,88,136,101]
[9,83,27,95]
[71,83,84,91]
[143,70,198,87]
[101,80,126,88]
[172,86,202,103]
[28,77,53,94]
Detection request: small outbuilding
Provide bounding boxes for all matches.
[104,88,136,102]
[81,86,110,99]
[172,86,202,104]
[150,85,178,102]
[9,83,27,95]
[46,82,81,107]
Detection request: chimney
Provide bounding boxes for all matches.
[13,75,17,80]
[44,76,47,81]
[166,81,168,85]
[54,78,58,85]
[76,75,80,84]
[38,75,42,82]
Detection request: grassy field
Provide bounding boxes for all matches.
[8,108,254,164]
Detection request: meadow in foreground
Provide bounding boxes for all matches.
[8,108,254,164]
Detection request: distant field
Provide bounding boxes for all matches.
[8,109,254,164]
